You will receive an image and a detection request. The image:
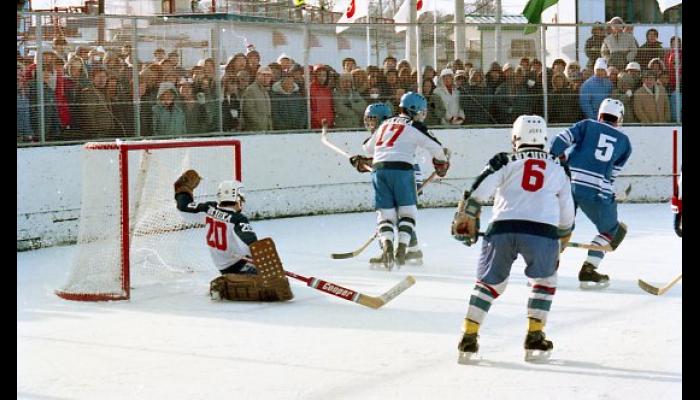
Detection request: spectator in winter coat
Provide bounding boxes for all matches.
[666,36,682,91]
[221,77,241,131]
[271,71,308,130]
[28,61,62,140]
[647,58,665,78]
[601,17,638,70]
[584,23,606,69]
[579,58,613,119]
[333,73,366,129]
[492,66,530,125]
[607,66,620,88]
[241,66,274,132]
[152,82,186,135]
[351,68,370,100]
[548,72,582,124]
[423,78,445,127]
[17,62,33,141]
[612,72,637,123]
[310,64,335,129]
[485,62,503,94]
[433,69,465,125]
[77,66,117,138]
[634,70,670,123]
[625,62,642,90]
[179,80,213,134]
[461,69,496,125]
[637,28,665,72]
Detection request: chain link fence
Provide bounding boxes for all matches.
[17,11,682,145]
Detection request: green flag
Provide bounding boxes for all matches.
[522,0,559,34]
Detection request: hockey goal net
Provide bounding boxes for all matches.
[56,138,242,301]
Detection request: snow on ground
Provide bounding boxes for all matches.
[18,204,681,400]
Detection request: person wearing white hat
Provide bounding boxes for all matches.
[240,65,273,131]
[624,61,642,89]
[433,68,465,125]
[277,53,293,71]
[601,16,638,70]
[579,58,613,119]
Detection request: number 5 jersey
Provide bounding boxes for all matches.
[550,119,632,202]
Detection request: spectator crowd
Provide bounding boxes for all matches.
[17,16,681,143]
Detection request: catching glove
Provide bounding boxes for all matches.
[451,191,481,246]
[174,169,202,196]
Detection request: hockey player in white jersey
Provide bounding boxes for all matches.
[452,115,575,363]
[549,98,632,289]
[173,170,293,301]
[350,102,427,266]
[357,92,450,269]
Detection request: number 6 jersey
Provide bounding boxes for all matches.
[471,149,575,232]
[549,119,632,202]
[175,192,258,271]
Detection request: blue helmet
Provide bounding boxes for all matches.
[364,102,393,124]
[399,91,427,118]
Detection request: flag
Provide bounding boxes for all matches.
[335,0,370,35]
[393,0,434,33]
[522,0,558,35]
[658,0,681,12]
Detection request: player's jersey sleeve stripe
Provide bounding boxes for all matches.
[570,177,614,194]
[559,129,574,145]
[570,167,605,179]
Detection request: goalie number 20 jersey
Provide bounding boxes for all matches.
[175,193,258,271]
[471,149,575,233]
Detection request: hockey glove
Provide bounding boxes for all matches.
[451,191,481,246]
[349,155,373,173]
[174,169,202,196]
[557,226,573,253]
[433,158,450,178]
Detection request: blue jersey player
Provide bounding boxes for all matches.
[549,98,632,289]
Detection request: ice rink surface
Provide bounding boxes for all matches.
[18,204,681,400]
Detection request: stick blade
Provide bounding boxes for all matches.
[638,279,661,295]
[357,275,417,309]
[331,252,356,259]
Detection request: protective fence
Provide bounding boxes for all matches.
[17,10,682,145]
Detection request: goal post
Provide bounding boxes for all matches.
[56,138,242,301]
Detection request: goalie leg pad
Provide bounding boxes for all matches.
[210,274,293,301]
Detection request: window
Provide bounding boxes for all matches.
[511,39,536,59]
[605,0,664,24]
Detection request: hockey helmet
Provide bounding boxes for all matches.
[364,102,393,130]
[512,115,548,149]
[217,180,245,205]
[399,91,428,122]
[598,98,625,123]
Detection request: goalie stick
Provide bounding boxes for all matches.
[285,270,416,309]
[249,238,415,308]
[638,274,682,296]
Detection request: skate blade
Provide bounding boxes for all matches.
[457,351,478,365]
[579,281,610,290]
[524,349,552,362]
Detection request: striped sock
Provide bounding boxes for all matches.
[465,280,502,325]
[528,282,556,323]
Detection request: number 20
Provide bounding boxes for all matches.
[205,217,227,251]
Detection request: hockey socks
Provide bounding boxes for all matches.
[465,281,502,324]
[527,282,555,323]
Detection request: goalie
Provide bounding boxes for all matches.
[174,170,293,302]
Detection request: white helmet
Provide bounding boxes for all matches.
[512,115,547,149]
[598,98,624,123]
[217,180,245,205]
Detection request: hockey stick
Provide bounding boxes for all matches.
[331,232,379,259]
[638,274,682,296]
[616,183,632,202]
[565,242,613,252]
[285,270,416,309]
[320,119,373,172]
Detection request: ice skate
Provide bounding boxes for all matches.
[369,240,394,271]
[578,262,610,290]
[395,243,407,267]
[457,333,479,364]
[524,330,553,362]
[405,249,423,266]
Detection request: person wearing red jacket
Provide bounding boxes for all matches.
[310,64,334,129]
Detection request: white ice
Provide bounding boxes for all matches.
[18,204,681,400]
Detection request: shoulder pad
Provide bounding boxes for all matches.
[488,152,510,171]
[409,120,430,134]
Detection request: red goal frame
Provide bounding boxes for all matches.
[56,138,242,301]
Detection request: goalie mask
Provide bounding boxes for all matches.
[512,115,547,150]
[217,180,245,205]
